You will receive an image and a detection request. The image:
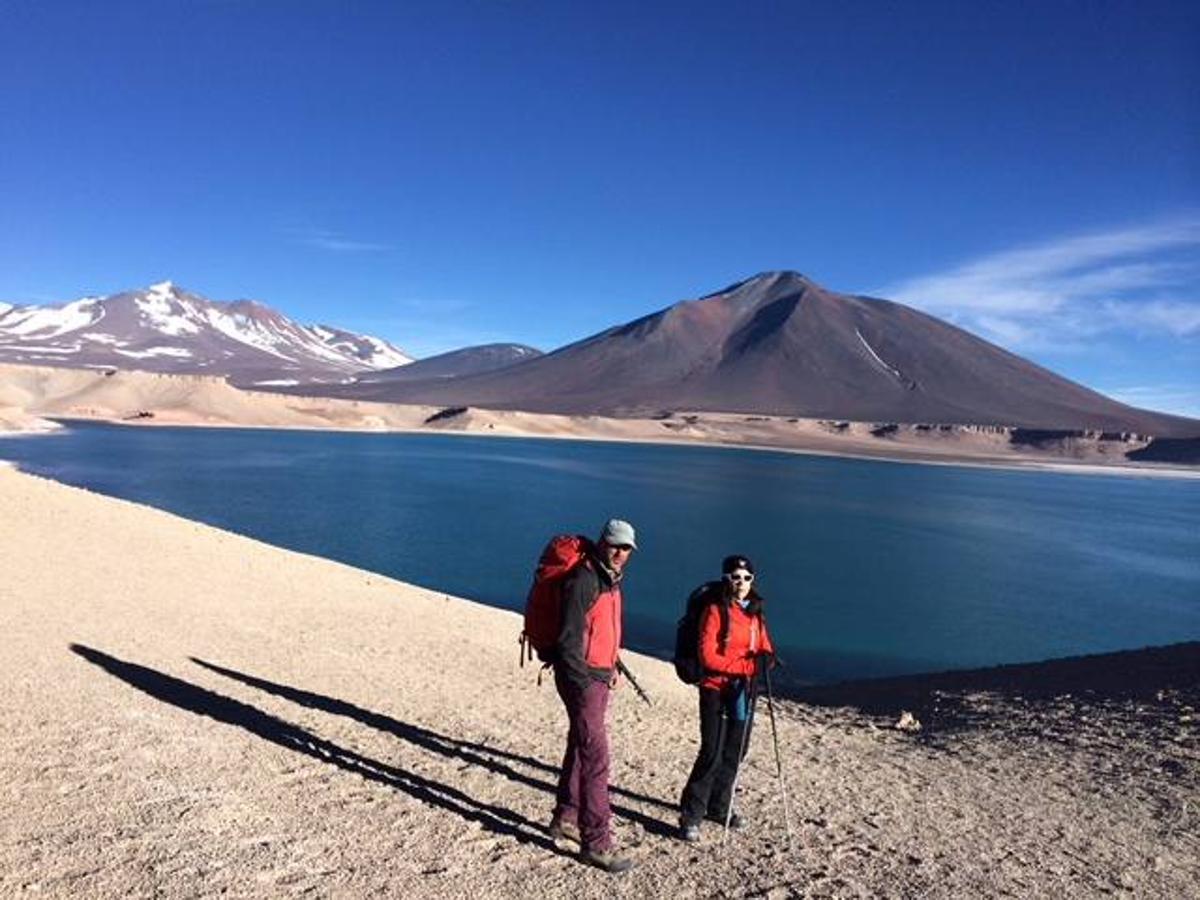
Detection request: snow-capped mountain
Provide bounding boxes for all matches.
[0,282,413,386]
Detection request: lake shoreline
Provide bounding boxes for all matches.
[3,362,1198,479]
[5,417,1198,686]
[12,411,1200,481]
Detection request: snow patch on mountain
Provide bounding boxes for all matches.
[357,335,413,368]
[1,298,103,338]
[114,346,193,359]
[203,308,296,361]
[135,283,202,337]
[294,328,362,365]
[0,343,79,354]
[856,329,904,381]
[310,324,414,368]
[82,333,125,345]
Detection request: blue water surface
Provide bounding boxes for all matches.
[4,421,1199,684]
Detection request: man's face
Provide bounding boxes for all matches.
[601,541,634,572]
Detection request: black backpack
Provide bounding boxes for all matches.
[673,581,729,684]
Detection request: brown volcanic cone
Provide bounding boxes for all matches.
[334,272,1199,436]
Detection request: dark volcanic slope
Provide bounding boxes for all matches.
[328,272,1200,436]
[353,343,542,384]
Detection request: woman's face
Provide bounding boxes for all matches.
[725,568,754,601]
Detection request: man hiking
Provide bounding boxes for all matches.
[548,518,638,873]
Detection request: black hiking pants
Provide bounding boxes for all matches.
[679,685,752,825]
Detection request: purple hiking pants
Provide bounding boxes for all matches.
[553,667,612,852]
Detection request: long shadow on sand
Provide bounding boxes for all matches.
[190,657,678,837]
[790,641,1200,737]
[70,644,562,852]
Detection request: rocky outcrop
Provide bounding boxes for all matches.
[1126,437,1200,464]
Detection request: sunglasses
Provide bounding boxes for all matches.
[726,572,754,584]
[609,544,634,553]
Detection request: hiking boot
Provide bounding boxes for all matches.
[547,816,581,846]
[580,847,636,874]
[679,820,702,842]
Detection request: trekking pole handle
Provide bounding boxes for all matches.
[615,658,652,706]
[753,650,783,670]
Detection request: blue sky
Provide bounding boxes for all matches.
[2,1,1197,414]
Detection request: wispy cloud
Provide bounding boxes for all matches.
[1098,298,1200,337]
[882,218,1200,348]
[1102,385,1200,419]
[289,227,391,253]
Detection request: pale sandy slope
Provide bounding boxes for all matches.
[3,362,1195,475]
[1,467,1196,899]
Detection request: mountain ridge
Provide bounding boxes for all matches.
[0,282,412,386]
[4,272,1194,437]
[322,271,1199,437]
[354,343,543,385]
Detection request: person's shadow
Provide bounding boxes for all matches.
[189,656,677,832]
[70,644,560,852]
[70,644,679,845]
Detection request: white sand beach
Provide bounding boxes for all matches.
[1,465,1196,898]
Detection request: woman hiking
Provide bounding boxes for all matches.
[678,554,774,841]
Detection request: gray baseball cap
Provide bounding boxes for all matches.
[599,518,637,549]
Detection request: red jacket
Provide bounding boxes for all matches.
[698,600,773,691]
[583,579,622,669]
[556,558,623,689]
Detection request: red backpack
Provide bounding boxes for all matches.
[520,534,591,666]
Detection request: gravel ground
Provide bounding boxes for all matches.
[2,466,1196,898]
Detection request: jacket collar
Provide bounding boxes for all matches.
[588,551,623,587]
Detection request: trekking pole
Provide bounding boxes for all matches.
[615,658,652,706]
[721,666,760,848]
[764,661,795,847]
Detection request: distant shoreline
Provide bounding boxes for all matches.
[17,413,1200,482]
[2,362,1198,480]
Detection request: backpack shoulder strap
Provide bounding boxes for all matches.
[717,598,732,653]
[562,557,604,617]
[688,581,732,653]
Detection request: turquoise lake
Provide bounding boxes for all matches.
[4,421,1199,685]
